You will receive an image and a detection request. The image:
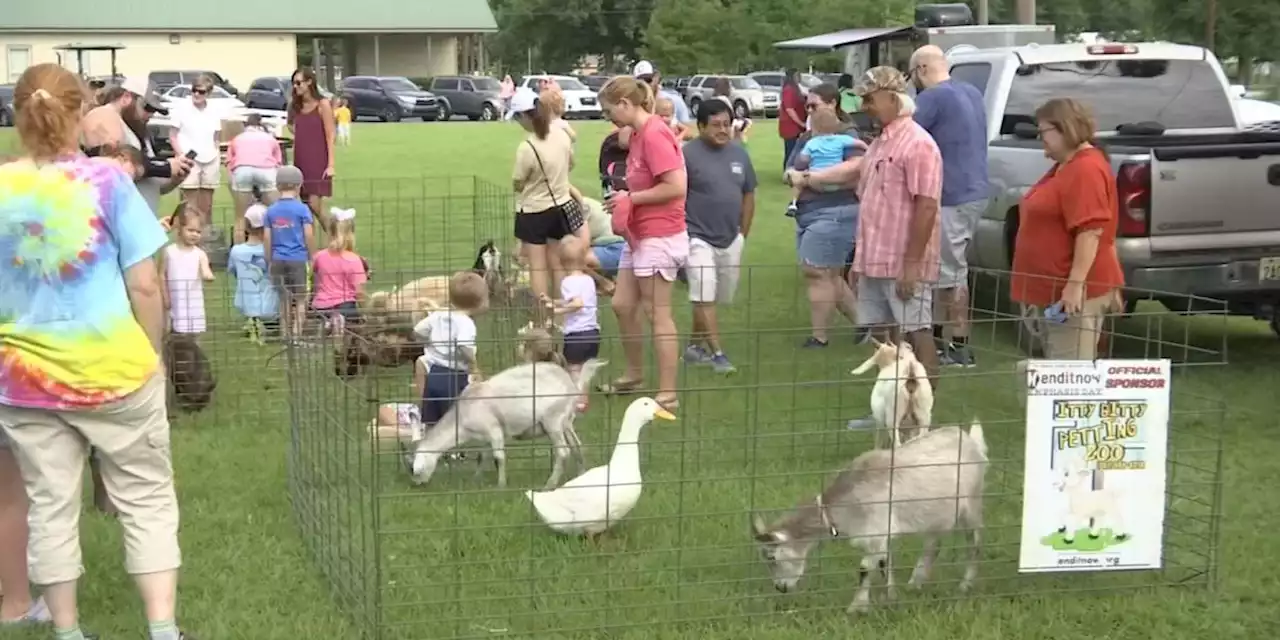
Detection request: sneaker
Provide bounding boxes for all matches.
[0,596,51,626]
[853,327,871,344]
[802,337,829,348]
[710,353,737,374]
[846,415,877,431]
[940,343,977,368]
[784,201,798,218]
[684,344,712,365]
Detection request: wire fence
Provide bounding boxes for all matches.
[225,180,1227,640]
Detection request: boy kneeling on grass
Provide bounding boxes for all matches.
[402,271,490,470]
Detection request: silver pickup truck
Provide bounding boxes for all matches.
[953,42,1280,335]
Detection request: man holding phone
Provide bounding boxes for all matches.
[169,75,223,228]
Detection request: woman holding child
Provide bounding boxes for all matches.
[784,84,864,348]
[597,75,689,410]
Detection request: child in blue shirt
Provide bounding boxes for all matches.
[228,203,280,345]
[263,165,314,342]
[786,109,859,216]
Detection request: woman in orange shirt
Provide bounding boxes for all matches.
[1010,98,1124,360]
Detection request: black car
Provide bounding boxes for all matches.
[149,70,239,97]
[341,76,442,122]
[244,76,335,111]
[425,76,504,121]
[0,85,13,127]
[576,74,612,92]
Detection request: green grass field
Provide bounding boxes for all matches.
[1,122,1277,640]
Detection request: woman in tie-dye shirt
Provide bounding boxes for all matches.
[0,64,190,640]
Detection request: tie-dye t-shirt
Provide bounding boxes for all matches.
[0,155,169,409]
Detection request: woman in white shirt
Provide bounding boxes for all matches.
[168,74,223,228]
[508,89,577,300]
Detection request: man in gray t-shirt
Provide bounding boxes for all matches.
[681,98,757,374]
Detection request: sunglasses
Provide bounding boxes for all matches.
[192,88,208,95]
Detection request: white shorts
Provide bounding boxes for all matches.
[337,123,351,139]
[856,276,934,333]
[937,198,988,288]
[686,235,744,304]
[230,166,277,193]
[181,160,221,190]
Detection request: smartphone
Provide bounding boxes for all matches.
[184,150,198,160]
[1044,301,1068,324]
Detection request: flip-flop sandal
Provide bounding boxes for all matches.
[654,396,680,412]
[597,378,643,395]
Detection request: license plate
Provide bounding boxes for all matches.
[1261,257,1280,281]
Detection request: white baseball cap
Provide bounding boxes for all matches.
[505,88,538,120]
[633,60,655,78]
[244,203,266,229]
[120,76,149,97]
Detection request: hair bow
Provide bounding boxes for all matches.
[331,207,356,221]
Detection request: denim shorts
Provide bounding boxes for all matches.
[421,364,470,426]
[231,166,277,193]
[795,203,857,269]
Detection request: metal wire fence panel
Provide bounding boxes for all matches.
[277,226,1226,640]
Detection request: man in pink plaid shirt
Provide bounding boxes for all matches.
[794,66,943,383]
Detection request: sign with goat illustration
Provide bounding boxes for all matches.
[1018,359,1171,573]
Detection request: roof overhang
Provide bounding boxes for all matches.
[774,26,913,52]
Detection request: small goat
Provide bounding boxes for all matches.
[850,339,933,447]
[410,359,606,490]
[164,333,216,412]
[517,322,566,367]
[1054,458,1129,543]
[364,241,504,323]
[752,422,988,614]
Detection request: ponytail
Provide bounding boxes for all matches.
[529,100,552,139]
[600,76,656,115]
[14,64,86,162]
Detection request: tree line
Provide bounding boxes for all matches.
[484,0,1277,82]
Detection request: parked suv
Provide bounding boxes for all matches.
[684,75,775,119]
[0,85,13,127]
[426,76,504,121]
[149,70,239,96]
[244,76,334,111]
[342,76,442,122]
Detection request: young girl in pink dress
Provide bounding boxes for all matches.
[163,209,216,337]
[311,207,367,335]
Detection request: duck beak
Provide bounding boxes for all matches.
[653,409,677,421]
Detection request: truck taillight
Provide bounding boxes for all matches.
[1087,44,1139,55]
[1116,162,1151,237]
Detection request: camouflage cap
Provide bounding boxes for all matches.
[853,66,908,97]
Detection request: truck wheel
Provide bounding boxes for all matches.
[479,103,497,121]
[436,101,451,121]
[1271,314,1280,339]
[379,104,402,123]
[733,101,749,119]
[689,98,702,115]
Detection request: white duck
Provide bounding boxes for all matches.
[524,397,675,539]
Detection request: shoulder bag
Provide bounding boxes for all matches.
[526,140,585,233]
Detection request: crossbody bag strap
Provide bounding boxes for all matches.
[525,140,561,209]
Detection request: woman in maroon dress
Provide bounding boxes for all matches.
[288,67,336,229]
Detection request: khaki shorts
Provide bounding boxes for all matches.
[856,276,935,333]
[687,235,744,304]
[1020,290,1120,360]
[180,159,221,189]
[0,375,181,584]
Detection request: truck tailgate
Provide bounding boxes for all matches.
[1148,141,1280,236]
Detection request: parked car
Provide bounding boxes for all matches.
[748,70,823,115]
[342,76,442,122]
[518,75,602,119]
[150,70,239,96]
[159,84,246,118]
[952,42,1280,340]
[0,85,13,127]
[674,76,694,97]
[426,76,505,121]
[576,74,613,92]
[684,75,776,119]
[244,76,334,111]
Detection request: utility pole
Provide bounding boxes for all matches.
[977,0,989,24]
[1016,0,1036,24]
[1205,0,1218,52]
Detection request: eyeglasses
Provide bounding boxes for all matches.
[1037,125,1058,137]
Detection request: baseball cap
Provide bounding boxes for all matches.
[119,76,168,115]
[244,203,266,229]
[632,60,655,79]
[853,66,908,98]
[504,88,538,120]
[275,165,304,187]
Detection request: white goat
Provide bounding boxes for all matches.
[752,422,988,614]
[1054,458,1129,543]
[850,339,934,447]
[410,359,606,490]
